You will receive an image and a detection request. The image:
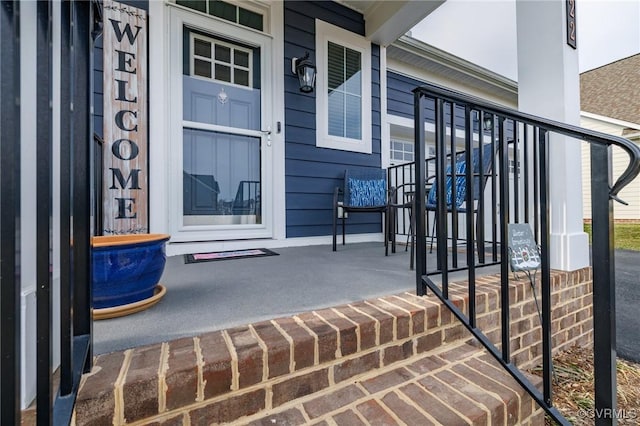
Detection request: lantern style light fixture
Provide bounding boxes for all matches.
[483,112,494,131]
[291,51,316,93]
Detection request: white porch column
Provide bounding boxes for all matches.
[516,0,589,271]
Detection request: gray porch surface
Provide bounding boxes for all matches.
[94,241,496,355]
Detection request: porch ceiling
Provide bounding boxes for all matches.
[338,0,445,46]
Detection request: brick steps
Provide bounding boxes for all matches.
[238,341,542,426]
[70,269,592,425]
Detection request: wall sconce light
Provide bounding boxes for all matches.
[291,51,316,93]
[483,112,494,131]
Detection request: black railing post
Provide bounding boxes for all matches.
[0,2,21,424]
[523,125,530,223]
[590,143,617,425]
[498,117,510,363]
[450,102,458,268]
[513,122,520,222]
[413,90,427,295]
[59,0,74,397]
[533,128,540,240]
[465,107,476,327]
[51,3,96,422]
[490,119,498,261]
[72,0,93,361]
[36,1,54,423]
[539,129,553,405]
[435,99,448,296]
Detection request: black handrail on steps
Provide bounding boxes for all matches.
[412,82,640,425]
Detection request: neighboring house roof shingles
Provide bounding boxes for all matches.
[580,53,640,125]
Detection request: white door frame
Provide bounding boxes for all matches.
[167,5,275,242]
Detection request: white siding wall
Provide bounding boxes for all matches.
[581,116,640,220]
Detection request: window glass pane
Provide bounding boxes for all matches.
[215,44,231,63]
[328,91,345,137]
[390,138,415,163]
[194,59,211,78]
[234,50,249,67]
[177,0,206,13]
[326,41,363,140]
[344,69,361,94]
[345,94,361,139]
[234,68,249,86]
[215,64,231,82]
[183,129,261,225]
[238,7,263,31]
[327,42,344,90]
[209,0,236,22]
[344,48,361,94]
[194,38,211,58]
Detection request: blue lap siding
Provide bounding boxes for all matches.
[284,1,382,238]
[387,70,468,126]
[387,70,484,135]
[387,72,426,121]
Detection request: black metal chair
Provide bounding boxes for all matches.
[389,142,495,269]
[332,168,390,255]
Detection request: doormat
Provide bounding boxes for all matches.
[184,248,279,264]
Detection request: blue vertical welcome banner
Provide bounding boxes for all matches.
[103,0,148,234]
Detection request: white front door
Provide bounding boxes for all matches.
[169,6,273,242]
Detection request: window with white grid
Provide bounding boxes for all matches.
[190,33,252,88]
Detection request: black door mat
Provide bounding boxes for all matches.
[184,248,279,264]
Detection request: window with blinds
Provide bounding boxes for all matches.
[327,42,362,140]
[315,19,371,154]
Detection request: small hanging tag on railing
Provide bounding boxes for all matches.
[507,223,541,272]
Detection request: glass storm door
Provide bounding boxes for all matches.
[175,15,272,241]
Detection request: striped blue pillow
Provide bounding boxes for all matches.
[348,178,386,207]
[426,160,467,208]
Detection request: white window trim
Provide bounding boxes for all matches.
[315,19,372,154]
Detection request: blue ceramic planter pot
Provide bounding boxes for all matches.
[92,234,170,309]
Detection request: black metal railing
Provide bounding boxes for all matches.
[412,83,640,425]
[94,133,104,236]
[1,1,97,424]
[1,2,22,424]
[388,138,519,270]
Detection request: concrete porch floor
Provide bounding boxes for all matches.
[94,241,499,355]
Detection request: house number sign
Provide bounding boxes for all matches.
[103,0,148,234]
[566,0,577,49]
